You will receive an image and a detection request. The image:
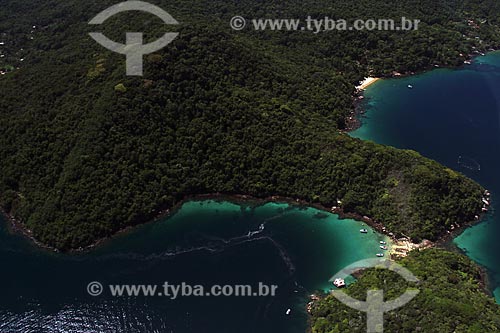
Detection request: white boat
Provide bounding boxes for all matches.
[376,253,384,257]
[380,246,388,250]
[360,229,368,234]
[333,278,346,288]
[379,241,387,245]
[408,84,413,89]
[286,309,291,315]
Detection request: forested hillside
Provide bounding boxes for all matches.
[311,249,500,332]
[0,0,498,249]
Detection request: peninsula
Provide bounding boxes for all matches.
[1,0,498,251]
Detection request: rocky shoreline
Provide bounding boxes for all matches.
[1,189,489,258]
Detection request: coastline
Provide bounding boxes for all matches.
[347,55,496,298]
[344,49,500,133]
[355,77,381,91]
[437,222,494,297]
[0,207,58,253]
[343,77,381,132]
[1,189,486,258]
[1,53,496,255]
[2,60,498,325]
[0,193,393,253]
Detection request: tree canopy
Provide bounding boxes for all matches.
[0,0,498,249]
[311,249,500,332]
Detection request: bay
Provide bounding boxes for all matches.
[0,200,389,332]
[351,52,500,302]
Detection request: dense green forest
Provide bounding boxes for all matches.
[311,249,500,332]
[0,0,499,250]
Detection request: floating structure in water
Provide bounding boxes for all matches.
[333,278,346,288]
[458,155,481,171]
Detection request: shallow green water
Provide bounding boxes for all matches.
[0,200,389,332]
[351,52,500,302]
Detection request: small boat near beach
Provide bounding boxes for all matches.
[379,241,387,245]
[380,246,388,250]
[376,253,384,257]
[333,278,346,288]
[360,229,368,234]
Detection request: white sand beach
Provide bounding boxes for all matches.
[356,77,381,91]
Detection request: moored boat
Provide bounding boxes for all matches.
[333,278,346,288]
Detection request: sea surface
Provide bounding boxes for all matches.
[4,54,498,333]
[352,52,500,302]
[0,200,389,332]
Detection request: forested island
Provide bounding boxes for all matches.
[2,0,500,331]
[1,0,497,250]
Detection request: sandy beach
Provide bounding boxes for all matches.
[356,77,381,91]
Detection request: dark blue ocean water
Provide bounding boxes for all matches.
[4,54,498,332]
[0,200,388,332]
[352,52,500,302]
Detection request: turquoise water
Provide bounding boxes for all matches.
[0,200,389,332]
[352,52,500,302]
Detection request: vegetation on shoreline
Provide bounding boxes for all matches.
[311,249,500,332]
[0,0,499,250]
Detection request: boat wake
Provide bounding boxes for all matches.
[86,211,298,276]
